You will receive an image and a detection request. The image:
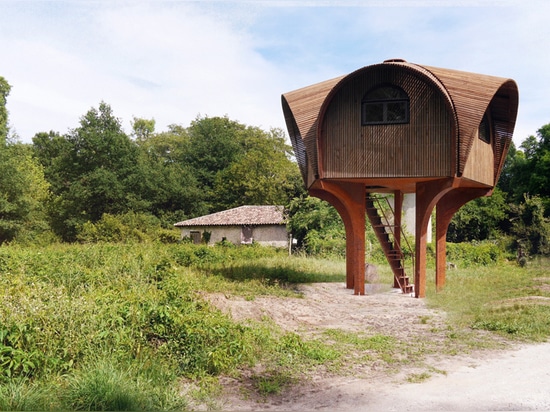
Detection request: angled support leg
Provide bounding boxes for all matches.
[435,188,491,291]
[310,181,366,295]
[415,179,455,298]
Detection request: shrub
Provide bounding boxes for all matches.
[302,229,346,259]
[446,241,503,266]
[0,242,345,407]
[76,212,180,243]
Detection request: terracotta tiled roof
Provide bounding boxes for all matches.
[174,205,286,227]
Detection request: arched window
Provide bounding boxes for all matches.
[361,85,409,125]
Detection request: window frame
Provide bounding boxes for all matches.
[361,85,410,126]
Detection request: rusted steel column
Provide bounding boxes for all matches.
[435,188,491,291]
[415,179,455,298]
[309,181,366,295]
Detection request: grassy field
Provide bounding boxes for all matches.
[428,258,550,341]
[0,241,549,410]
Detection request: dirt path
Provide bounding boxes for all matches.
[205,282,550,411]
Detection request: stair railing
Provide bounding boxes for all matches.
[367,193,415,293]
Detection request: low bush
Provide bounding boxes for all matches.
[445,241,504,266]
[76,212,179,244]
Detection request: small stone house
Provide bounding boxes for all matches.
[174,205,288,247]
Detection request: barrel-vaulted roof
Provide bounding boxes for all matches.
[174,205,286,227]
[282,59,518,186]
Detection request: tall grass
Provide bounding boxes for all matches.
[0,242,344,410]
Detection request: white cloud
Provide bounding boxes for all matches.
[2,2,290,140]
[1,0,548,145]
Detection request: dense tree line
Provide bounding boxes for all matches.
[1,73,550,257]
[0,81,303,243]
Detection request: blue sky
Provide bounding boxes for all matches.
[1,0,548,145]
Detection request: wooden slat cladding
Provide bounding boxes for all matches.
[320,65,454,179]
[282,76,343,183]
[281,97,307,184]
[490,81,519,183]
[422,66,517,177]
[462,132,494,185]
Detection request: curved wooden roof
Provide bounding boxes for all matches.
[282,59,518,187]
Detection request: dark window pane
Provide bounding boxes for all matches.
[363,103,384,123]
[387,101,407,122]
[361,85,410,126]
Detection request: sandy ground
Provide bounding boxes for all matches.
[203,282,550,411]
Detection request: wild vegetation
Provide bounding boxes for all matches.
[1,242,550,410]
[2,74,550,409]
[0,243,343,410]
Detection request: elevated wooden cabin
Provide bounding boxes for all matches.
[282,59,518,297]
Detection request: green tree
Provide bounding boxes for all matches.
[0,78,51,244]
[184,116,246,190]
[286,196,345,256]
[66,102,138,181]
[135,123,189,164]
[510,195,550,256]
[37,102,142,241]
[132,123,208,225]
[447,188,509,242]
[0,76,11,144]
[497,141,520,196]
[0,143,51,244]
[32,131,72,193]
[131,116,156,142]
[503,124,550,207]
[524,125,550,200]
[130,150,206,227]
[213,127,303,210]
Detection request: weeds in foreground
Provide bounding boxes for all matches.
[251,372,296,396]
[1,242,550,409]
[0,242,345,409]
[406,372,432,383]
[0,379,56,411]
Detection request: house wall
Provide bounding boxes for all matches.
[251,225,289,247]
[320,66,454,179]
[461,131,494,186]
[179,225,288,248]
